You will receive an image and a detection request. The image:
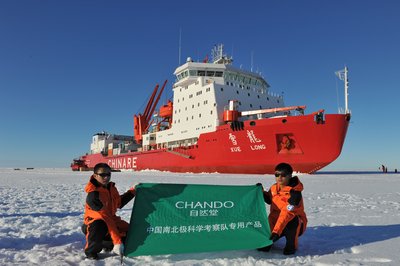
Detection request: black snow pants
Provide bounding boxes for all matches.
[81,220,113,256]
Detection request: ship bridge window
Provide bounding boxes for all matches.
[189,70,196,76]
[198,70,205,76]
[215,71,223,77]
[206,71,215,77]
[176,70,189,80]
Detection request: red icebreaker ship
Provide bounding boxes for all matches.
[71,44,351,174]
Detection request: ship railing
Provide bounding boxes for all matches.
[241,105,306,117]
[167,145,197,159]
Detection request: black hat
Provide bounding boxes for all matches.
[274,163,293,176]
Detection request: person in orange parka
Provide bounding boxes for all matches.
[81,163,136,260]
[259,163,307,255]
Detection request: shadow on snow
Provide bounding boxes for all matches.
[126,224,400,262]
[0,211,82,219]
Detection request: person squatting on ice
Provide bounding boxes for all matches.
[81,163,136,260]
[259,163,307,255]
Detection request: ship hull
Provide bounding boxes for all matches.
[73,113,350,174]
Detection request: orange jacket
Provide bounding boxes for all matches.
[264,176,307,235]
[83,176,135,244]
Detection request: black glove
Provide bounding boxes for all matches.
[269,233,280,242]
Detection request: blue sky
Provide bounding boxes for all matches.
[1,1,399,171]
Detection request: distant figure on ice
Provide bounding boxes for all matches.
[258,163,307,255]
[81,163,136,260]
[395,169,398,173]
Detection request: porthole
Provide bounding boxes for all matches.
[282,119,287,123]
[250,121,256,126]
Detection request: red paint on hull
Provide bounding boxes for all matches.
[73,113,350,174]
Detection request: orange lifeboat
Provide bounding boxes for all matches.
[159,100,173,118]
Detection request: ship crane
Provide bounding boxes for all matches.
[223,100,306,123]
[133,80,168,143]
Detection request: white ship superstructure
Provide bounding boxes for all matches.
[141,44,284,150]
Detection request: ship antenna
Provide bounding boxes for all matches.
[251,50,254,72]
[178,28,182,65]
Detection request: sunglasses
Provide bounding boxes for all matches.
[96,173,111,178]
[274,172,288,178]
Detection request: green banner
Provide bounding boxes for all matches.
[124,183,272,257]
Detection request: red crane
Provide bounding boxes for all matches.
[133,80,168,143]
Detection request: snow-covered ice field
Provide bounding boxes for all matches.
[1,168,399,265]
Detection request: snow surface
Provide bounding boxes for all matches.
[1,168,400,266]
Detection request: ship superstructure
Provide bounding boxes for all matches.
[141,44,284,151]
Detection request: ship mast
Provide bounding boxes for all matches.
[211,44,233,65]
[344,66,349,114]
[335,66,350,114]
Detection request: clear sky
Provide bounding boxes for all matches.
[1,1,399,171]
